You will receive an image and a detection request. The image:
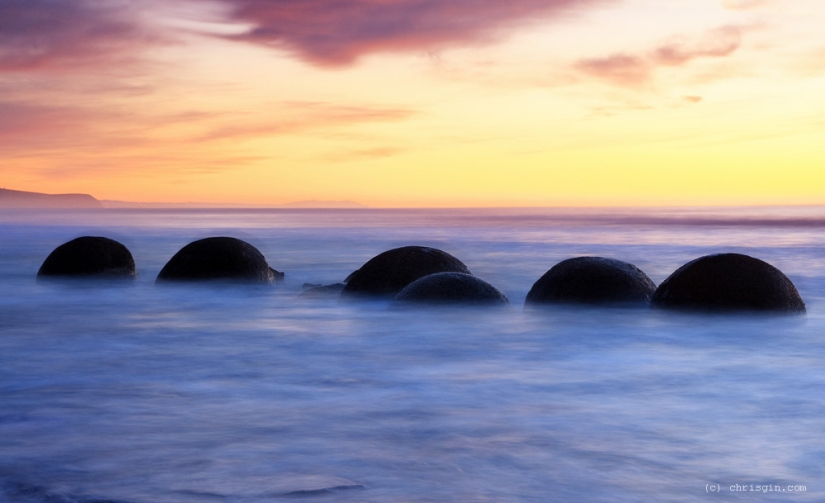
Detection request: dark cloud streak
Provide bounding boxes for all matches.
[0,0,612,70]
[222,0,608,66]
[0,0,157,71]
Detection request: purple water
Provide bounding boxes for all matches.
[0,208,823,502]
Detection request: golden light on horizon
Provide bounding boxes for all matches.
[1,0,823,207]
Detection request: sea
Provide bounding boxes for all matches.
[0,207,823,503]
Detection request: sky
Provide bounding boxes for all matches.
[1,0,824,207]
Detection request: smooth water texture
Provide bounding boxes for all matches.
[1,208,823,502]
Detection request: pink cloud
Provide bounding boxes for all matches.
[0,0,159,72]
[0,101,105,143]
[576,26,745,87]
[221,0,609,66]
[0,98,415,177]
[1,0,611,71]
[575,54,651,86]
[653,26,741,66]
[0,99,270,178]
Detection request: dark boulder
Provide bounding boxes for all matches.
[525,256,655,307]
[156,237,282,284]
[651,253,805,313]
[341,246,470,298]
[394,272,508,305]
[37,236,137,279]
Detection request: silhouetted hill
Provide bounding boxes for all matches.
[0,188,102,208]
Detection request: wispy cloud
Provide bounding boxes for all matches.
[0,99,269,179]
[652,26,742,66]
[221,0,610,66]
[576,54,650,86]
[0,0,615,71]
[196,103,416,142]
[0,0,162,72]
[575,26,745,87]
[0,98,416,181]
[0,100,129,149]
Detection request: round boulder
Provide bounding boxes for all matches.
[394,272,509,305]
[37,236,137,279]
[156,237,281,284]
[650,253,805,313]
[525,256,656,307]
[341,246,470,298]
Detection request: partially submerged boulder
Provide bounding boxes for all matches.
[394,272,508,305]
[341,246,470,298]
[156,237,282,284]
[651,253,805,313]
[37,236,137,279]
[525,256,655,307]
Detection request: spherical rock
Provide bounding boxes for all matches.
[37,236,136,279]
[394,272,509,305]
[650,253,805,313]
[341,246,470,298]
[156,237,281,284]
[525,256,655,307]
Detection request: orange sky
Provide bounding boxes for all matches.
[1,0,824,207]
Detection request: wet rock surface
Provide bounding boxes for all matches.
[341,246,470,298]
[651,253,805,313]
[156,237,280,284]
[525,256,655,307]
[394,272,509,305]
[37,236,137,279]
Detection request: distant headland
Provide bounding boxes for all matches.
[0,188,102,208]
[0,188,366,209]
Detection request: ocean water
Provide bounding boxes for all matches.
[0,207,823,502]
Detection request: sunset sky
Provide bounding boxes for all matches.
[1,0,824,207]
